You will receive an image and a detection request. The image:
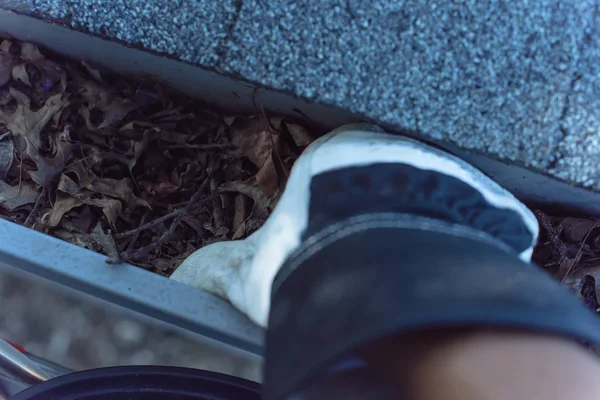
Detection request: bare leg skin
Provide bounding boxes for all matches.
[363,330,600,400]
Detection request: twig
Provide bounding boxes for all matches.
[122,172,213,261]
[166,144,232,150]
[210,177,226,231]
[561,219,600,283]
[115,208,186,239]
[124,211,149,257]
[114,196,213,240]
[24,188,46,228]
[18,152,23,193]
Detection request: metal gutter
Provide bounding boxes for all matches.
[0,219,264,356]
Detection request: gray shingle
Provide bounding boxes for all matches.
[30,0,241,65]
[4,0,600,190]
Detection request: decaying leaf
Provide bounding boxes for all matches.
[0,131,14,180]
[41,194,82,227]
[12,64,31,86]
[230,118,276,168]
[81,61,104,83]
[63,162,96,188]
[79,80,137,128]
[558,218,598,243]
[285,122,313,146]
[88,197,122,227]
[97,99,138,129]
[0,88,67,152]
[89,222,119,258]
[20,43,44,62]
[182,215,205,236]
[255,154,279,198]
[27,140,72,188]
[87,177,149,208]
[42,192,122,227]
[0,89,70,188]
[20,43,64,85]
[230,116,282,198]
[57,174,87,197]
[0,181,39,212]
[0,52,13,87]
[0,41,12,53]
[54,175,124,226]
[59,166,147,210]
[219,180,273,218]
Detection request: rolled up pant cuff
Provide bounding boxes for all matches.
[264,214,600,399]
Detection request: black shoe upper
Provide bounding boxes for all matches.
[263,164,600,400]
[303,163,532,252]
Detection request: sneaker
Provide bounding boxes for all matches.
[170,124,538,327]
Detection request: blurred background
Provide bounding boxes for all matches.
[0,267,261,382]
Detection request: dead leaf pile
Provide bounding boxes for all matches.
[0,39,317,275]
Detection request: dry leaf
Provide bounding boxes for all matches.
[80,80,112,110]
[232,221,247,240]
[97,99,138,129]
[27,140,72,188]
[78,107,97,131]
[61,206,96,233]
[182,215,205,236]
[12,64,31,86]
[88,197,122,227]
[0,89,67,152]
[230,116,282,199]
[255,154,279,198]
[19,43,64,85]
[41,194,83,226]
[0,131,14,180]
[0,90,11,106]
[80,80,137,127]
[82,61,104,83]
[219,180,273,218]
[20,43,44,62]
[53,229,89,248]
[87,178,149,208]
[0,40,12,54]
[0,52,13,87]
[42,192,122,227]
[285,122,313,146]
[90,222,118,258]
[0,181,39,212]
[559,218,598,243]
[559,255,580,278]
[231,121,275,168]
[0,90,70,187]
[56,175,131,226]
[141,181,179,196]
[64,162,96,188]
[57,174,86,197]
[223,116,237,126]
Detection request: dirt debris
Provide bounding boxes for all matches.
[0,40,315,276]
